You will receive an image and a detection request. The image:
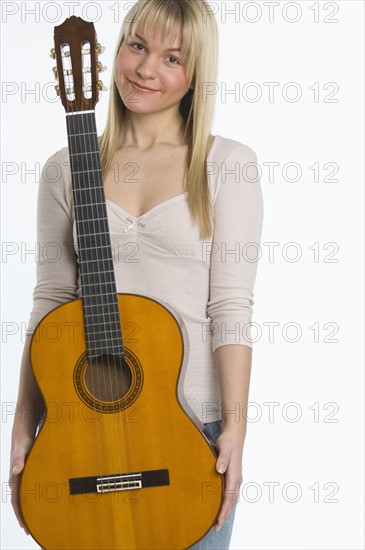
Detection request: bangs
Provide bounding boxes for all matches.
[122,0,196,80]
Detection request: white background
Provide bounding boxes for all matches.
[1,1,364,549]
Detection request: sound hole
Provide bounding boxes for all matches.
[84,354,132,402]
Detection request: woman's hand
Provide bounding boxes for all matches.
[214,429,244,531]
[9,437,34,536]
[213,344,252,530]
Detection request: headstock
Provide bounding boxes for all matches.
[51,16,106,112]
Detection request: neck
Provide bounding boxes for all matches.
[119,108,187,150]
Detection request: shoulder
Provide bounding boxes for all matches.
[209,134,258,163]
[208,135,260,201]
[40,146,71,190]
[42,146,70,176]
[39,146,72,213]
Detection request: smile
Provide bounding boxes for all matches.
[128,79,159,92]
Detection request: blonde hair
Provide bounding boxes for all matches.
[99,0,219,239]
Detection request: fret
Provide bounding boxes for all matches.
[76,217,108,223]
[72,174,103,188]
[83,301,119,309]
[83,313,120,324]
[80,259,115,266]
[69,151,99,156]
[82,283,116,293]
[73,185,104,192]
[82,290,118,299]
[81,269,115,276]
[75,215,108,228]
[71,168,102,175]
[86,329,122,338]
[78,233,111,239]
[86,327,121,336]
[75,217,108,226]
[69,152,101,170]
[78,251,114,264]
[68,132,96,137]
[84,326,121,333]
[75,202,108,209]
[78,234,110,243]
[86,336,122,345]
[74,190,104,202]
[78,232,111,244]
[83,305,120,315]
[84,323,120,331]
[81,269,114,277]
[78,246,112,252]
[83,314,120,323]
[84,317,121,325]
[74,194,105,207]
[81,270,115,278]
[69,152,100,159]
[87,339,125,347]
[70,161,101,173]
[68,136,99,154]
[81,279,116,289]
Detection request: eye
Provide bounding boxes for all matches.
[167,55,181,65]
[129,42,145,51]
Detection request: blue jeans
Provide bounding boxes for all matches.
[188,420,236,550]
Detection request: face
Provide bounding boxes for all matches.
[114,27,191,115]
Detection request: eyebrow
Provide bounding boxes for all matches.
[134,32,181,52]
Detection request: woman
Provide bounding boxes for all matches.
[9,0,264,548]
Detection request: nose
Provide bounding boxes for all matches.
[136,54,159,80]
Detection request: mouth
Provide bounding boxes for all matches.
[127,79,159,92]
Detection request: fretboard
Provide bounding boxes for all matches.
[66,111,124,359]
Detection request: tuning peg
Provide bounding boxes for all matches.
[50,47,56,59]
[55,84,60,96]
[97,80,108,92]
[52,66,58,79]
[95,43,105,55]
[96,61,107,73]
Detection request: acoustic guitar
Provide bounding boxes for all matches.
[19,16,223,549]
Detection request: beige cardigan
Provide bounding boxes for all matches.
[27,135,264,423]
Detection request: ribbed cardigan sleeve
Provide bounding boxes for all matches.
[26,149,79,335]
[207,143,264,352]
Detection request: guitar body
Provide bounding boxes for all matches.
[20,294,223,549]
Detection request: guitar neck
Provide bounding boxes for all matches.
[66,111,124,359]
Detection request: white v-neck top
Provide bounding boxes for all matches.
[26,135,264,423]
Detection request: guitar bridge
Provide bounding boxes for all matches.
[69,468,169,495]
[96,473,142,493]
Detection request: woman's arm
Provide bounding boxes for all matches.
[9,148,78,534]
[9,335,45,535]
[213,343,252,530]
[206,141,264,530]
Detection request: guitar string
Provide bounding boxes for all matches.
[84,103,134,492]
[77,92,113,490]
[67,67,105,495]
[81,50,134,493]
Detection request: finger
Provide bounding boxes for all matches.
[9,481,30,535]
[10,449,26,477]
[216,441,232,475]
[214,482,239,531]
[9,458,29,535]
[12,462,24,476]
